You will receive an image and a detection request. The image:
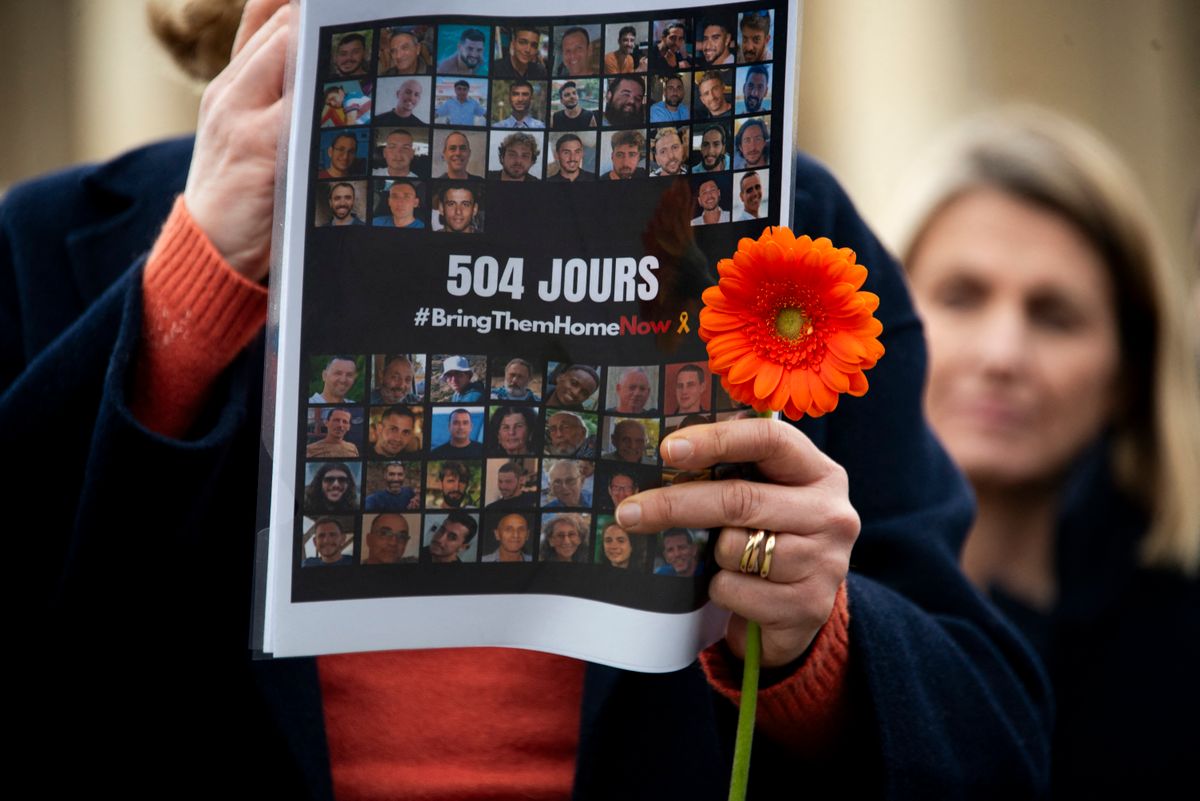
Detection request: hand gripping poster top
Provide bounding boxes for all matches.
[259,0,798,670]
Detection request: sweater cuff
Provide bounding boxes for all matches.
[132,195,269,437]
[699,580,850,755]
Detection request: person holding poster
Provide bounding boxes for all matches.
[6,0,1050,796]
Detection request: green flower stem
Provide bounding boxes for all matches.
[729,620,761,801]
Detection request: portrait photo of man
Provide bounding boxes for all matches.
[738,10,773,63]
[372,128,425,178]
[381,26,430,75]
[690,175,731,226]
[437,26,489,75]
[545,411,597,458]
[649,126,689,177]
[434,183,483,233]
[430,407,484,458]
[372,179,424,228]
[318,181,365,226]
[317,131,365,179]
[649,20,691,70]
[493,25,548,79]
[301,516,355,567]
[434,355,485,402]
[694,70,733,120]
[668,362,712,414]
[695,15,736,67]
[603,418,658,465]
[306,407,360,459]
[329,31,370,78]
[487,131,543,181]
[693,123,730,173]
[542,460,592,509]
[361,513,420,563]
[484,459,537,510]
[364,462,420,512]
[434,79,488,126]
[603,75,645,127]
[374,76,430,126]
[309,355,361,404]
[492,79,546,129]
[553,25,598,77]
[491,357,541,401]
[368,404,423,459]
[605,366,660,414]
[600,130,646,180]
[433,130,485,180]
[654,528,705,576]
[649,73,689,122]
[735,170,767,221]
[422,511,480,564]
[547,133,596,182]
[481,512,534,562]
[603,468,639,510]
[603,22,647,73]
[303,462,361,515]
[736,64,771,114]
[426,460,480,509]
[733,117,769,169]
[550,80,599,130]
[371,354,422,405]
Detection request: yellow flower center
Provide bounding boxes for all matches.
[774,308,811,340]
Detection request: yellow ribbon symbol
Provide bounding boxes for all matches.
[677,311,691,334]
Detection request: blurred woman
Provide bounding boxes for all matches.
[539,513,590,563]
[486,405,537,456]
[890,108,1200,798]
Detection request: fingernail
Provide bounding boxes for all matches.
[664,437,693,463]
[616,502,642,527]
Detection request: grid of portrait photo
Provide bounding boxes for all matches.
[311,7,779,233]
[298,352,758,577]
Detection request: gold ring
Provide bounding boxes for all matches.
[759,533,777,579]
[739,530,765,573]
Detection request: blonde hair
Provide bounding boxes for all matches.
[886,107,1200,574]
[148,0,244,82]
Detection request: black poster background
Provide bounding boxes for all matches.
[291,1,789,612]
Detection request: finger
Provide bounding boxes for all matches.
[223,4,291,106]
[660,418,839,487]
[709,527,845,585]
[615,479,858,538]
[231,0,290,58]
[710,572,838,666]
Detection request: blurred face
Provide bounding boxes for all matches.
[321,358,357,401]
[511,30,540,65]
[619,31,636,54]
[608,78,644,115]
[611,143,641,179]
[676,368,705,410]
[505,361,532,393]
[442,133,471,177]
[430,520,471,561]
[454,83,469,101]
[457,37,484,69]
[495,470,520,498]
[560,85,579,109]
[700,25,731,64]
[384,464,406,492]
[561,31,589,75]
[664,77,684,107]
[498,412,529,453]
[449,411,473,445]
[509,84,532,115]
[664,25,686,52]
[616,370,650,412]
[440,188,476,231]
[697,181,720,212]
[446,370,472,393]
[699,77,726,115]
[325,410,351,440]
[313,521,347,562]
[375,412,415,456]
[501,143,534,180]
[547,413,584,453]
[440,470,465,505]
[320,470,350,504]
[334,38,366,75]
[549,466,582,506]
[553,368,597,406]
[548,520,581,560]
[603,526,632,566]
[367,514,410,563]
[739,124,766,166]
[653,131,684,174]
[387,183,420,221]
[327,136,357,175]
[379,358,414,403]
[495,514,529,554]
[909,189,1120,490]
[329,185,355,220]
[395,80,422,114]
[663,533,697,574]
[608,475,636,505]
[556,139,583,176]
[700,129,725,170]
[389,32,420,73]
[743,72,768,112]
[739,173,762,215]
[383,132,415,174]
[613,422,646,462]
[739,26,770,62]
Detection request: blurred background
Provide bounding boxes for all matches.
[0,0,1196,269]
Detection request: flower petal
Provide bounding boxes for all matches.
[753,361,784,400]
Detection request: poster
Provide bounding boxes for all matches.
[258,0,797,671]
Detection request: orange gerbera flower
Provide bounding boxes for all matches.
[699,228,885,419]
